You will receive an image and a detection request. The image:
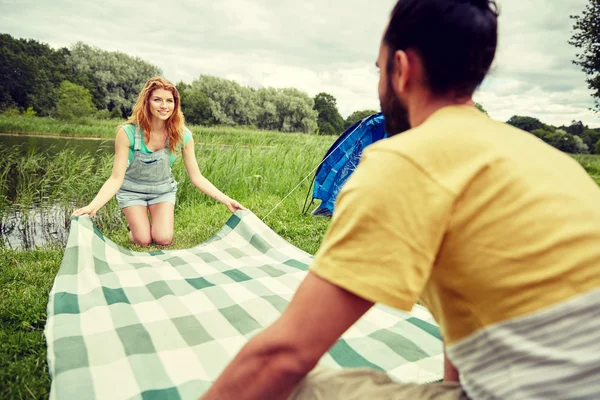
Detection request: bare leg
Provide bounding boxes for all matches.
[148,202,175,246]
[122,206,152,246]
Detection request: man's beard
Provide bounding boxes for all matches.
[380,79,411,137]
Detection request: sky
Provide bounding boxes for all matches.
[1,0,598,128]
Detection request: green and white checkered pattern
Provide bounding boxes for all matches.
[45,210,443,400]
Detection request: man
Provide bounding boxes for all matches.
[200,0,600,398]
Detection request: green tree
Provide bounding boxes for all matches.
[581,129,600,152]
[262,87,318,133]
[313,92,344,135]
[255,87,318,133]
[562,120,586,136]
[0,34,71,115]
[251,87,317,133]
[531,128,555,142]
[67,42,161,117]
[55,80,96,120]
[569,0,600,112]
[531,128,588,153]
[180,85,214,126]
[344,109,378,129]
[596,139,600,154]
[573,135,589,153]
[110,107,122,119]
[95,109,111,119]
[507,115,544,132]
[256,87,280,131]
[474,102,488,115]
[192,75,258,126]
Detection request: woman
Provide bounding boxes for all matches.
[73,76,244,246]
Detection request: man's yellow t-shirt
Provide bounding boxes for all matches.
[310,105,600,399]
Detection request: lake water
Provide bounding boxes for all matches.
[0,133,114,250]
[0,133,115,156]
[0,133,265,250]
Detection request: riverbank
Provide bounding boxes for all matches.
[0,114,335,148]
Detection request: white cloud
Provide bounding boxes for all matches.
[477,0,599,127]
[0,0,598,127]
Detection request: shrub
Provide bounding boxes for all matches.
[95,109,111,120]
[23,107,37,117]
[2,107,21,117]
[55,81,97,120]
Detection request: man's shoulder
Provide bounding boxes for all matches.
[385,106,504,143]
[367,106,532,166]
[360,106,529,194]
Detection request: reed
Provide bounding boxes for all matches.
[0,130,334,250]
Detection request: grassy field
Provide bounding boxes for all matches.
[0,114,325,147]
[572,154,600,185]
[0,117,336,399]
[1,115,600,398]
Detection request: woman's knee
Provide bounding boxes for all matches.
[130,231,152,247]
[152,231,173,246]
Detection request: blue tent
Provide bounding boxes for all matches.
[303,113,388,217]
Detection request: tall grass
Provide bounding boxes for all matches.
[571,154,600,174]
[0,114,335,147]
[0,132,334,250]
[0,114,123,137]
[572,154,600,184]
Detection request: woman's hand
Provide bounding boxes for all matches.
[72,204,99,217]
[222,197,246,213]
[182,137,247,214]
[71,128,129,219]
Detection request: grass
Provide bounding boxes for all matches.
[0,248,61,399]
[0,119,336,399]
[1,116,600,398]
[0,206,332,399]
[572,154,600,185]
[0,114,332,147]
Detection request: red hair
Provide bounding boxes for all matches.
[123,76,185,153]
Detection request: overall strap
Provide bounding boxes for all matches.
[133,125,142,151]
[165,134,170,147]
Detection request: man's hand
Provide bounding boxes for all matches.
[444,346,460,382]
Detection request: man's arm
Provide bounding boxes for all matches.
[199,271,374,400]
[444,345,460,382]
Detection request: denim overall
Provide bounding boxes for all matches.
[116,125,177,208]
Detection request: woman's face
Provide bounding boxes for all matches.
[148,88,175,121]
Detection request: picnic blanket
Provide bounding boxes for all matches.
[45,210,444,400]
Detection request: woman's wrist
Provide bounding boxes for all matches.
[214,193,227,203]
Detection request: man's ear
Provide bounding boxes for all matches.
[391,49,410,95]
